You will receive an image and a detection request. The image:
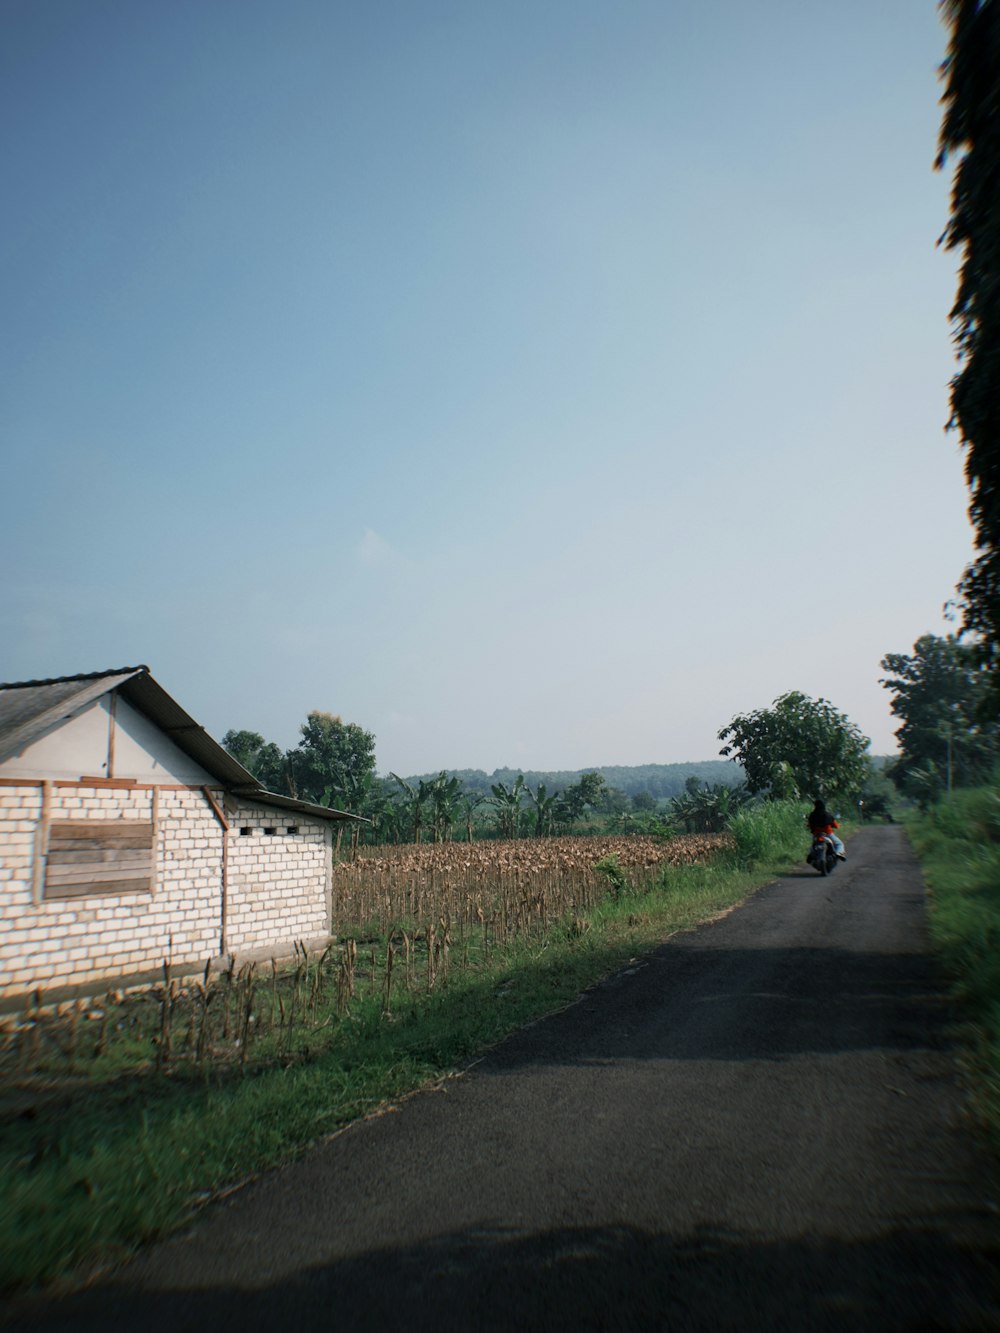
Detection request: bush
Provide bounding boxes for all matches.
[908,783,1000,1138]
[728,801,804,867]
[593,853,631,899]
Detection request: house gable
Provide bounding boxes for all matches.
[0,666,362,1000]
[0,696,214,785]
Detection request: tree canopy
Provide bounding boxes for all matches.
[717,692,871,800]
[937,0,1000,671]
[223,713,377,810]
[668,780,751,833]
[880,633,999,802]
[219,729,288,792]
[291,712,377,807]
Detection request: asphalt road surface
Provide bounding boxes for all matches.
[8,825,1000,1331]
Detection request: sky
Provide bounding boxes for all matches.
[0,0,976,777]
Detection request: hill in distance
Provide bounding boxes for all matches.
[395,756,895,801]
[395,760,744,801]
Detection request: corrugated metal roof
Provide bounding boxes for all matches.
[0,668,146,766]
[115,672,262,790]
[0,667,364,822]
[231,788,361,822]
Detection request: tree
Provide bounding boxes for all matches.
[718,692,871,800]
[459,791,485,844]
[293,712,377,808]
[880,633,999,801]
[525,782,558,837]
[669,781,751,833]
[220,729,290,793]
[598,785,631,817]
[427,771,462,842]
[355,776,400,844]
[555,772,607,828]
[389,773,431,843]
[488,775,526,839]
[937,1,1000,673]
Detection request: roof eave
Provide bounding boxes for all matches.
[229,786,368,823]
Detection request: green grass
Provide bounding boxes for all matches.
[0,813,809,1294]
[728,799,809,867]
[906,783,1000,1139]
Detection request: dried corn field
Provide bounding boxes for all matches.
[333,833,733,942]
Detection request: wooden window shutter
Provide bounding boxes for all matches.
[44,821,153,899]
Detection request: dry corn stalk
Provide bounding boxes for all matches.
[331,834,730,941]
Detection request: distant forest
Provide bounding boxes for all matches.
[399,761,744,801]
[223,710,900,844]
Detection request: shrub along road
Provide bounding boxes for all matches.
[8,826,1000,1330]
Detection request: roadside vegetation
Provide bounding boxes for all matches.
[3,679,875,1294]
[1,806,807,1294]
[906,779,1000,1141]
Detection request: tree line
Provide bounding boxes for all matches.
[402,761,742,801]
[223,629,999,848]
[715,633,1000,816]
[220,716,711,843]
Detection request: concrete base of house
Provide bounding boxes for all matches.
[0,933,338,1016]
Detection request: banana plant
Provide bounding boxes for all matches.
[668,781,751,834]
[459,791,485,843]
[488,774,526,839]
[428,771,463,842]
[389,773,432,844]
[526,782,558,837]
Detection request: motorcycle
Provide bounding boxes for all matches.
[807,832,839,877]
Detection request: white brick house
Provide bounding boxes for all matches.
[0,667,362,1004]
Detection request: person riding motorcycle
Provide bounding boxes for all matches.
[807,799,846,860]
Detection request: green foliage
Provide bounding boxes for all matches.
[292,712,377,808]
[668,780,752,833]
[406,761,743,802]
[593,853,630,899]
[356,776,404,842]
[525,782,558,837]
[937,1,1000,676]
[718,691,871,802]
[728,800,806,867]
[555,772,607,828]
[458,790,485,843]
[488,774,526,838]
[389,773,432,843]
[908,778,1000,1137]
[597,784,631,817]
[220,729,289,793]
[856,765,896,822]
[880,634,999,806]
[221,721,795,847]
[427,771,462,842]
[222,715,378,813]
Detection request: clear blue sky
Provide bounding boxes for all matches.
[0,0,974,776]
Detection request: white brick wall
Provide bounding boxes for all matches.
[0,785,223,998]
[0,784,337,999]
[226,803,329,953]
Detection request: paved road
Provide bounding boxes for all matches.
[8,826,1000,1330]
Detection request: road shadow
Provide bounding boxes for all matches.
[474,941,957,1071]
[7,1220,1000,1332]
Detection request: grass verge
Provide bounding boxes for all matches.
[1,809,809,1294]
[906,783,1000,1139]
